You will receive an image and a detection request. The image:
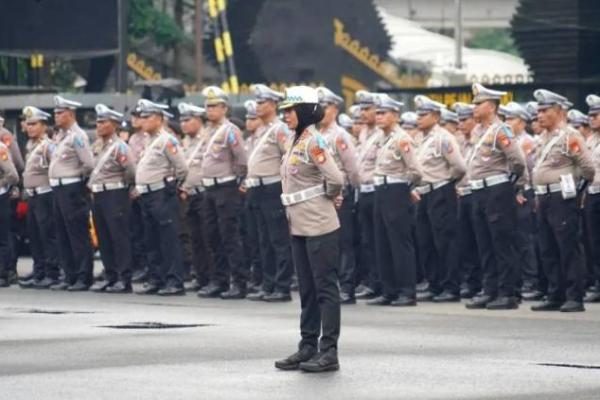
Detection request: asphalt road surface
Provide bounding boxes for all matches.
[1,259,600,400]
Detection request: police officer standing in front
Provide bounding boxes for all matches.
[354,91,384,300]
[135,99,188,296]
[0,127,19,287]
[244,84,294,302]
[531,89,594,312]
[88,105,136,293]
[501,102,539,296]
[317,86,360,304]
[452,102,482,298]
[48,96,95,291]
[413,96,466,303]
[18,107,60,289]
[196,86,249,300]
[242,100,265,292]
[368,94,421,307]
[128,107,149,283]
[465,84,527,310]
[584,94,600,303]
[178,102,215,292]
[275,86,343,373]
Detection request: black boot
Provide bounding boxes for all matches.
[274,346,317,371]
[220,285,247,299]
[299,348,340,373]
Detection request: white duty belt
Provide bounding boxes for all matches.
[469,174,509,191]
[202,175,237,187]
[49,177,83,187]
[0,185,11,196]
[359,184,375,193]
[588,184,600,195]
[456,186,472,197]
[188,185,205,195]
[373,175,410,186]
[90,182,126,193]
[245,175,281,188]
[136,181,166,194]
[281,184,325,206]
[534,183,562,195]
[416,180,451,195]
[25,186,53,196]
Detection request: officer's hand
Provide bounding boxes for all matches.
[238,184,247,195]
[9,187,20,200]
[410,190,421,203]
[129,188,140,199]
[179,190,188,201]
[334,195,343,209]
[580,192,587,209]
[516,193,527,205]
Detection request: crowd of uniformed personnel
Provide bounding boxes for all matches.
[1,82,600,313]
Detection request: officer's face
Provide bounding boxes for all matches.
[361,105,376,125]
[96,119,116,138]
[206,104,227,122]
[458,117,475,136]
[54,109,74,129]
[118,130,130,142]
[245,117,261,133]
[26,121,46,139]
[256,100,276,119]
[416,112,438,131]
[141,113,163,133]
[351,123,363,138]
[131,115,143,130]
[320,103,338,126]
[375,110,398,130]
[442,122,458,134]
[530,120,543,135]
[506,116,526,134]
[537,105,561,130]
[283,108,298,130]
[577,125,592,139]
[589,112,600,130]
[473,100,495,121]
[180,117,202,135]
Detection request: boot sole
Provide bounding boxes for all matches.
[274,362,300,371]
[299,363,340,373]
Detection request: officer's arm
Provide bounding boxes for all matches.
[73,132,95,175]
[0,146,19,187]
[568,134,595,183]
[497,126,526,186]
[308,136,343,198]
[116,143,136,185]
[395,135,422,186]
[276,124,292,154]
[164,136,188,182]
[441,133,466,181]
[336,132,361,187]
[44,142,56,165]
[227,126,248,177]
[2,132,25,173]
[522,136,537,173]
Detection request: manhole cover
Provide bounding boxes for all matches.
[537,363,600,370]
[98,322,211,329]
[12,308,95,315]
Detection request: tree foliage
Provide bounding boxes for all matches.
[468,28,520,57]
[128,0,186,47]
